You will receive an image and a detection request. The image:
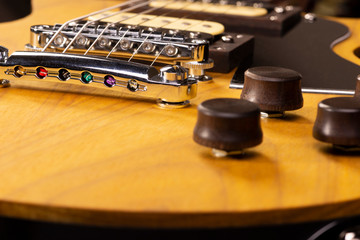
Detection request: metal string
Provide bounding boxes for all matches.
[104,0,184,59]
[106,27,128,58]
[62,1,153,53]
[125,0,199,63]
[85,0,176,56]
[41,0,145,52]
[87,0,219,65]
[149,35,176,66]
[48,0,220,66]
[84,24,111,55]
[107,0,187,61]
[127,32,153,62]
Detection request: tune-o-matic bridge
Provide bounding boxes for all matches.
[27,23,211,65]
[0,47,197,108]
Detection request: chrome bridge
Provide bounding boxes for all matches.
[0,46,197,108]
[27,23,212,65]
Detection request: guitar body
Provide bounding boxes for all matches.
[1,0,360,238]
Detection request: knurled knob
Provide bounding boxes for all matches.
[180,59,214,81]
[313,97,360,148]
[193,98,263,155]
[240,66,303,115]
[180,59,214,70]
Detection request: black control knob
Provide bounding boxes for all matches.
[313,97,360,149]
[193,98,263,157]
[241,66,303,117]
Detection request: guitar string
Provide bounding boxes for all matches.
[127,31,154,62]
[85,0,179,57]
[126,0,218,64]
[149,0,212,66]
[95,0,192,61]
[150,0,223,66]
[106,27,128,58]
[84,0,177,56]
[62,1,156,53]
[118,0,195,62]
[50,0,221,65]
[124,0,197,62]
[149,34,176,66]
[73,0,192,56]
[105,0,186,59]
[151,0,247,64]
[41,0,144,52]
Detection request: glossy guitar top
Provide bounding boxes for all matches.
[0,0,360,229]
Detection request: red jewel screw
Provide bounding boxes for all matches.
[36,67,48,79]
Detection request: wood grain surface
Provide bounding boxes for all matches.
[0,0,360,229]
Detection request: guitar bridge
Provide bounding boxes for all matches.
[27,23,212,65]
[0,47,197,108]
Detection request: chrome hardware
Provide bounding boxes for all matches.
[221,35,234,43]
[253,2,264,8]
[119,39,133,51]
[97,37,110,48]
[274,6,285,14]
[304,13,317,23]
[0,79,10,88]
[0,51,197,108]
[236,1,246,6]
[180,59,214,82]
[212,149,244,158]
[75,35,88,47]
[0,46,8,62]
[340,229,360,240]
[54,34,66,46]
[269,15,278,21]
[189,32,201,39]
[142,41,156,53]
[127,79,139,92]
[160,65,188,81]
[28,24,212,65]
[285,5,294,11]
[260,111,285,118]
[163,45,178,57]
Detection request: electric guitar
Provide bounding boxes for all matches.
[0,0,360,239]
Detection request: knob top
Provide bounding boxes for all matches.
[319,97,360,112]
[313,97,360,147]
[193,98,263,152]
[199,98,259,118]
[245,66,302,82]
[241,66,303,113]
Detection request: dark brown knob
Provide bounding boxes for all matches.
[193,98,263,154]
[313,97,360,148]
[355,74,360,98]
[240,66,303,115]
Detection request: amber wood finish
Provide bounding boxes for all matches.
[1,0,360,229]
